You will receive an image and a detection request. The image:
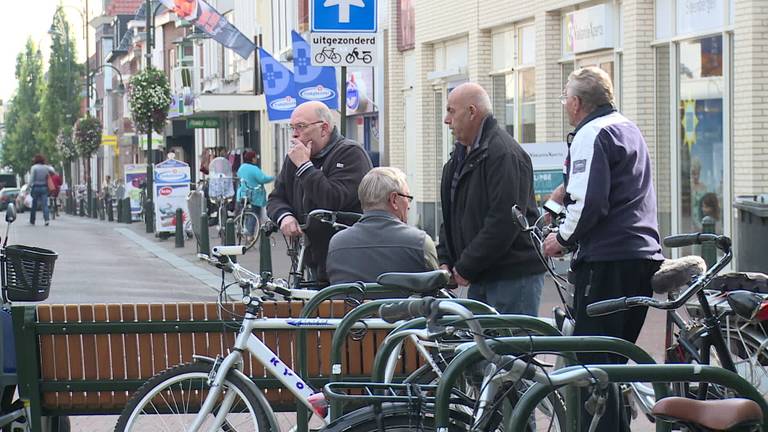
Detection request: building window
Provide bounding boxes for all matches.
[490,24,536,143]
[678,35,724,234]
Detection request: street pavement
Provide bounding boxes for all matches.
[4,212,665,430]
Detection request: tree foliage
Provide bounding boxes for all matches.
[39,7,82,167]
[1,39,45,176]
[74,116,102,158]
[56,125,77,161]
[129,67,171,134]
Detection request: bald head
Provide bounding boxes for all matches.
[444,83,492,146]
[290,101,336,155]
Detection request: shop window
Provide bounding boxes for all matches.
[489,24,535,143]
[678,35,724,234]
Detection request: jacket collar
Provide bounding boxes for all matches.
[313,127,344,160]
[452,115,498,161]
[361,209,400,221]
[571,104,616,136]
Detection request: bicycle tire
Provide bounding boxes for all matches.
[322,402,472,432]
[669,323,768,400]
[114,362,271,432]
[235,211,261,251]
[405,362,567,431]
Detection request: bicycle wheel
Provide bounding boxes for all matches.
[405,362,566,432]
[322,402,472,432]
[235,211,261,251]
[669,322,768,400]
[115,362,271,432]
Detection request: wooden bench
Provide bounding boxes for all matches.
[12,300,423,431]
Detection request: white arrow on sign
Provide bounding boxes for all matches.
[323,0,365,23]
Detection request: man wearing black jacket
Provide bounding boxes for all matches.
[437,83,545,316]
[267,101,373,284]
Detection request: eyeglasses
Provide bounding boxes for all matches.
[559,93,569,105]
[396,192,414,203]
[289,120,323,132]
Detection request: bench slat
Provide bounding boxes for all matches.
[94,305,112,408]
[107,304,128,408]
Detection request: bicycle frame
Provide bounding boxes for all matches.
[185,311,396,432]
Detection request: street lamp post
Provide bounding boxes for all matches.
[143,0,162,233]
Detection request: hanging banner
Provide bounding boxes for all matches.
[153,158,191,233]
[259,48,297,122]
[292,31,338,109]
[160,0,255,59]
[124,164,147,220]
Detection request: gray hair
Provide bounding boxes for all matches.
[315,104,335,127]
[358,167,408,211]
[567,66,614,111]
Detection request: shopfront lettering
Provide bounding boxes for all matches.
[574,22,605,41]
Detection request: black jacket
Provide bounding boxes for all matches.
[437,115,544,283]
[267,128,372,281]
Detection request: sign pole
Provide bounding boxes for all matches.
[340,66,347,136]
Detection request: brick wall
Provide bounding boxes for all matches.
[733,0,768,195]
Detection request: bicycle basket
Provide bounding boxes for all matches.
[3,245,57,301]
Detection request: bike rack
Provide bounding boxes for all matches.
[326,298,499,420]
[432,335,668,432]
[508,364,768,432]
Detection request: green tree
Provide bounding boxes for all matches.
[39,7,82,168]
[1,39,45,177]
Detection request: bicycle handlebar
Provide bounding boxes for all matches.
[586,233,734,317]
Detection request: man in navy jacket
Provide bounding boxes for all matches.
[544,66,664,432]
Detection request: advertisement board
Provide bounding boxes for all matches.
[153,159,191,234]
[124,164,147,220]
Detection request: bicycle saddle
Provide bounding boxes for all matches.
[652,397,763,431]
[651,255,707,294]
[377,270,451,294]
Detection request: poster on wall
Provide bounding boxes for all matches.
[124,164,147,221]
[153,158,191,234]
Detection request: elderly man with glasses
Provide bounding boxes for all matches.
[267,101,373,285]
[326,167,438,288]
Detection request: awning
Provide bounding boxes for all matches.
[193,94,266,113]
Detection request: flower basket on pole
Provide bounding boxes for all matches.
[128,67,171,134]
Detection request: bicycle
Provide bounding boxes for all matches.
[282,209,362,289]
[0,204,68,431]
[314,46,342,64]
[232,184,263,251]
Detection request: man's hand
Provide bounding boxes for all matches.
[543,233,565,257]
[288,138,312,168]
[280,215,303,238]
[452,268,470,287]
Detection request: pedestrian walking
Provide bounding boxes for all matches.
[28,154,56,226]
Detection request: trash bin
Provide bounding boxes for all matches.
[733,195,768,273]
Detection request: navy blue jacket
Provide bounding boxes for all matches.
[557,106,663,264]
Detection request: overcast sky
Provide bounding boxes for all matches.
[1,1,95,105]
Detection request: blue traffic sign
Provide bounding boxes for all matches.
[311,0,377,33]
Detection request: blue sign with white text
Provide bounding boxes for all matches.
[292,31,339,109]
[311,0,377,33]
[259,48,297,122]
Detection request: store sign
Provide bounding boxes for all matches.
[139,136,165,148]
[521,142,568,171]
[187,118,221,129]
[568,4,614,54]
[676,0,723,35]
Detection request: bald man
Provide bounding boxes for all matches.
[437,83,545,315]
[267,101,373,285]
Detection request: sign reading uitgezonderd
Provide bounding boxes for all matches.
[310,33,378,67]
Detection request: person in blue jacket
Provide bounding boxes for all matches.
[236,150,274,237]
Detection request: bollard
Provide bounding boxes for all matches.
[225,219,236,262]
[199,214,210,256]
[701,215,717,268]
[91,197,98,219]
[145,199,154,233]
[175,208,184,248]
[116,199,123,223]
[78,198,85,216]
[259,228,273,274]
[124,198,133,224]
